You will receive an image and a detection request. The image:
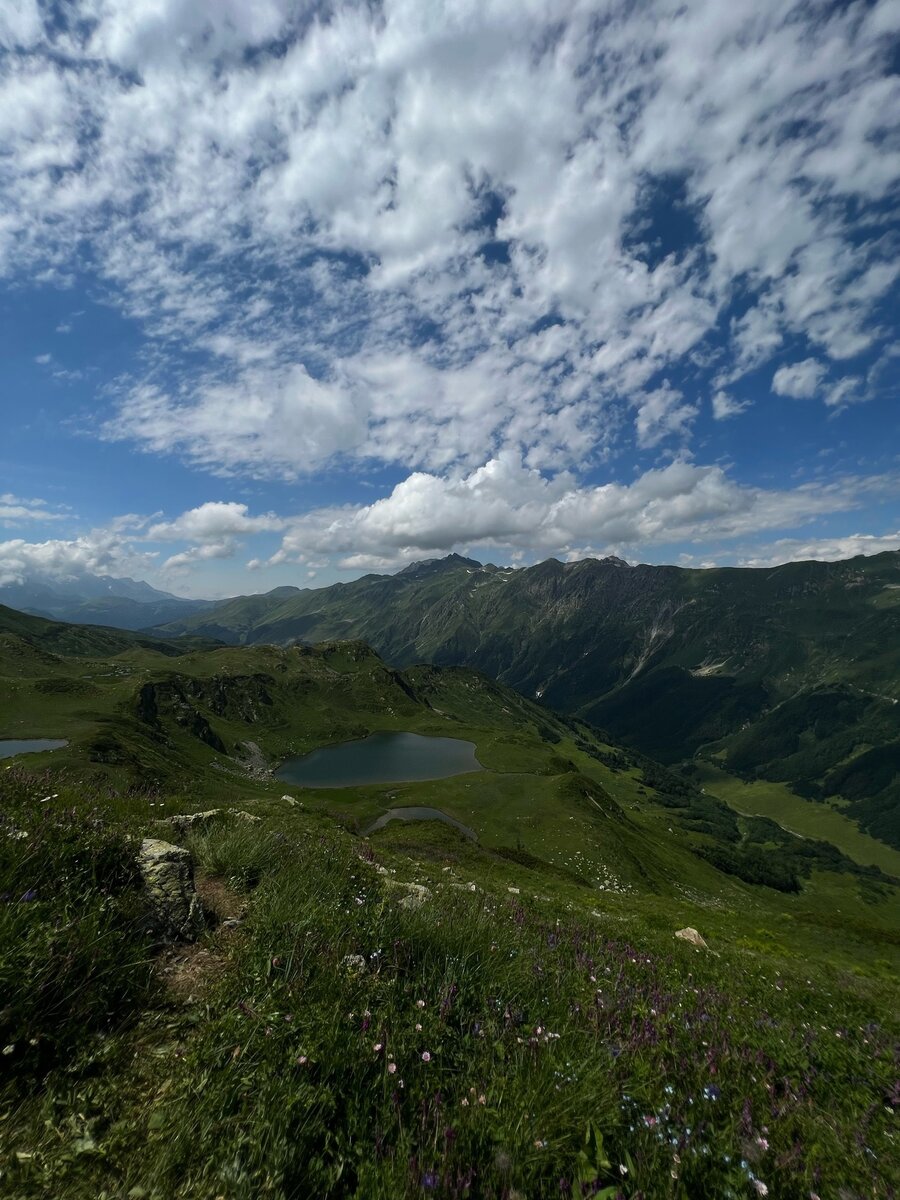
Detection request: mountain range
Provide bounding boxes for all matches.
[147,550,900,848]
[9,550,899,849]
[0,572,211,630]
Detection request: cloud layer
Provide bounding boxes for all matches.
[2,0,897,486]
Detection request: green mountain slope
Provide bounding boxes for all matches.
[2,617,898,1199]
[153,551,900,847]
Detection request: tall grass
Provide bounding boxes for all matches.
[2,785,896,1199]
[0,769,153,1078]
[136,825,895,1200]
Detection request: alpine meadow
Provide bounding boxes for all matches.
[1,3,898,1200]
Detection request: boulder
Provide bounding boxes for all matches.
[139,838,204,941]
[675,926,708,950]
[167,809,222,837]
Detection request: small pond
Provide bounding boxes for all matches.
[275,731,482,789]
[0,738,68,760]
[363,806,477,841]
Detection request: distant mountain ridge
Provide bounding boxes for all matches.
[0,571,212,630]
[152,550,900,848]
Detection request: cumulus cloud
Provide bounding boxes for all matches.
[0,0,895,483]
[772,359,828,399]
[147,501,285,542]
[0,532,156,587]
[1,464,895,590]
[148,501,287,572]
[269,455,893,566]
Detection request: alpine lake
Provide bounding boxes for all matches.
[274,731,483,839]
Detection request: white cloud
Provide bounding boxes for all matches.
[104,368,369,478]
[772,358,827,400]
[0,494,66,525]
[0,532,155,586]
[738,531,900,568]
[270,454,892,565]
[148,501,285,542]
[711,391,750,420]
[0,0,894,481]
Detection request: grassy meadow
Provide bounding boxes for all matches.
[1,628,898,1197]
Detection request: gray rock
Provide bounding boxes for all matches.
[675,926,708,950]
[341,953,367,973]
[139,838,204,941]
[166,809,223,837]
[397,883,430,910]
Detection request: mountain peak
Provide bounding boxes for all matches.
[397,553,483,578]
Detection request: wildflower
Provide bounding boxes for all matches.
[478,1093,486,1105]
[296,1055,308,1065]
[753,1183,768,1197]
[422,1170,439,1189]
[387,1062,397,1074]
[421,1051,431,1062]
[416,999,426,1008]
[415,1023,423,1032]
[461,1098,469,1107]
[755,1136,769,1152]
[373,1042,383,1052]
[619,1164,628,1175]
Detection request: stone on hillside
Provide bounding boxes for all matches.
[675,926,708,950]
[397,882,430,910]
[139,838,204,941]
[231,810,261,823]
[341,954,367,973]
[167,809,223,837]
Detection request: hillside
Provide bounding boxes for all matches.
[153,551,900,849]
[1,619,898,1198]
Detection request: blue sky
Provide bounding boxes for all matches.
[1,0,898,598]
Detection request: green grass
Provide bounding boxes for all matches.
[2,633,899,1197]
[2,783,897,1200]
[693,762,900,877]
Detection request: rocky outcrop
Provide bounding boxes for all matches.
[167,809,223,837]
[165,808,261,837]
[139,838,204,941]
[675,926,708,950]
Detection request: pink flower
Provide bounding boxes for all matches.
[297,1055,308,1065]
[373,1043,383,1052]
[421,1051,431,1062]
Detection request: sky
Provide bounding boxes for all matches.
[1,0,898,599]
